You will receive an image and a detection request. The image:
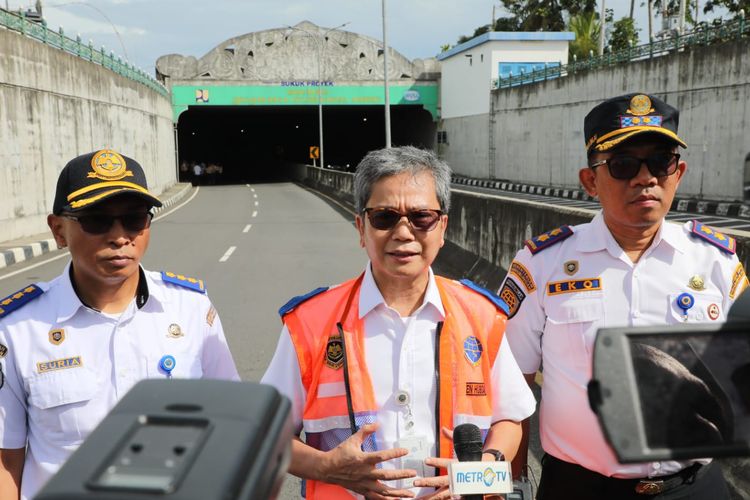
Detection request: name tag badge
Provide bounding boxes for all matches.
[547,278,602,295]
[396,435,429,488]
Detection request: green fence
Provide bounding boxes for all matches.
[495,14,748,89]
[0,9,167,96]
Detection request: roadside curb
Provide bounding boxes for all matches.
[451,175,747,218]
[0,183,193,270]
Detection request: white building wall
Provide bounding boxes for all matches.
[441,38,571,120]
[440,44,494,119]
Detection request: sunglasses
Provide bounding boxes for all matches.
[62,212,153,235]
[589,153,680,180]
[363,208,444,232]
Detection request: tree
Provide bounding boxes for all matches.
[448,0,598,50]
[499,0,598,30]
[703,0,750,15]
[494,16,521,31]
[650,0,698,27]
[457,25,491,44]
[568,11,600,60]
[609,17,640,51]
[501,0,566,30]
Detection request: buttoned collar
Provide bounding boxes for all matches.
[358,263,445,320]
[577,211,685,256]
[55,263,163,322]
[54,262,86,323]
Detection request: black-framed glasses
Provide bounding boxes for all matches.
[590,153,680,180]
[62,212,153,235]
[363,208,444,232]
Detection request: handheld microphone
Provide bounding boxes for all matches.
[449,423,513,498]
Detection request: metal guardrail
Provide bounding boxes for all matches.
[0,9,167,96]
[494,14,748,89]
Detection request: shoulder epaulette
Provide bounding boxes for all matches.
[0,284,44,319]
[458,279,510,316]
[161,271,206,294]
[690,221,736,255]
[524,225,574,255]
[279,287,329,317]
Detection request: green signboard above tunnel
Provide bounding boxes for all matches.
[171,83,439,123]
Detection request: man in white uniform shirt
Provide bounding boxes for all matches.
[262,146,535,499]
[500,93,744,499]
[0,150,239,499]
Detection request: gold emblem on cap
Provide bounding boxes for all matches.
[167,323,184,338]
[564,260,579,276]
[688,275,706,291]
[49,328,65,345]
[626,94,655,116]
[88,149,134,181]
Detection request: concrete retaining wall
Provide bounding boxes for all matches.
[0,27,175,241]
[441,38,750,201]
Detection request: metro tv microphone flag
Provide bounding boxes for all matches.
[449,423,513,498]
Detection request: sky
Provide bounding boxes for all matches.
[3,0,728,77]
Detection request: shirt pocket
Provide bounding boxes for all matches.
[544,299,605,375]
[668,292,725,323]
[27,367,100,445]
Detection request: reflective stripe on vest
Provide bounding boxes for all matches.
[284,274,506,499]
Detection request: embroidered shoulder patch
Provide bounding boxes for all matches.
[0,285,44,319]
[729,263,749,300]
[509,260,536,292]
[499,278,525,319]
[278,287,329,317]
[458,279,510,316]
[524,225,574,255]
[161,271,206,293]
[690,221,736,254]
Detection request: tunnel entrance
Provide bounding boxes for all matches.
[176,105,436,183]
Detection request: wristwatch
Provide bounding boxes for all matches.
[482,448,505,461]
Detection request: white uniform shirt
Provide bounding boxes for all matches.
[502,213,745,479]
[0,264,239,500]
[262,264,536,497]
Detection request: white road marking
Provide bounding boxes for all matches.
[154,186,200,223]
[254,201,259,206]
[251,188,255,192]
[252,211,258,218]
[0,186,201,282]
[219,246,237,263]
[253,193,258,198]
[243,224,252,233]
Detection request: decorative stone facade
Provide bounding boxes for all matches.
[156,21,439,82]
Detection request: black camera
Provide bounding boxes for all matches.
[589,320,750,463]
[36,379,292,500]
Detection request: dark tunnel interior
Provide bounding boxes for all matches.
[176,105,436,183]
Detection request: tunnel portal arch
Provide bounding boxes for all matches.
[157,21,440,182]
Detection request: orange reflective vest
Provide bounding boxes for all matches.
[281,273,509,499]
